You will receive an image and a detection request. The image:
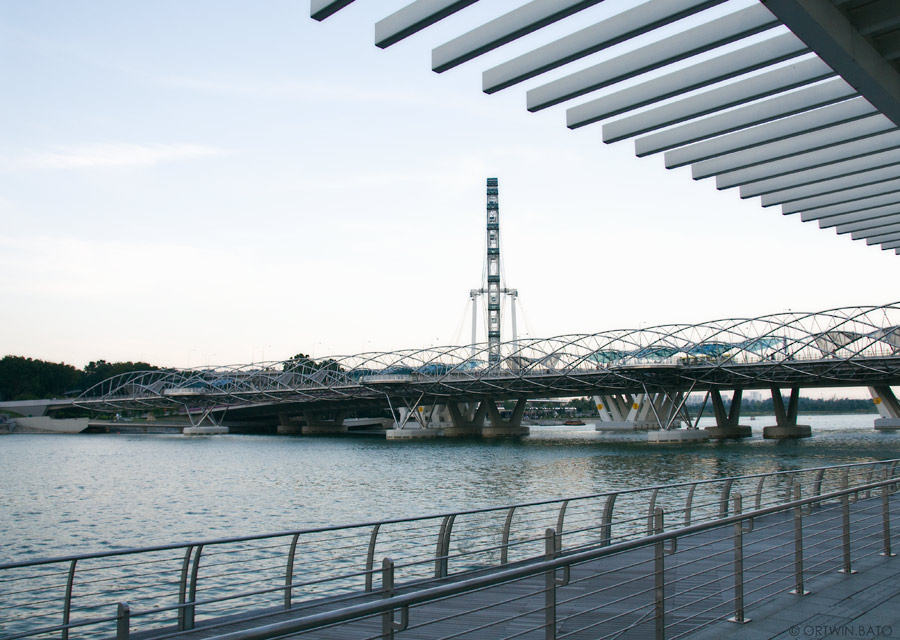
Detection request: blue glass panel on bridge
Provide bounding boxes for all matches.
[589,350,628,364]
[417,363,452,375]
[686,342,730,357]
[632,346,680,360]
[454,360,485,372]
[737,337,784,353]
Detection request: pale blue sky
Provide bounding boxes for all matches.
[2,1,897,369]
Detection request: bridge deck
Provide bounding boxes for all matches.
[167,492,899,640]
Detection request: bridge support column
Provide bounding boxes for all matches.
[482,398,529,437]
[386,406,444,439]
[592,393,659,431]
[183,408,228,435]
[301,410,348,435]
[276,412,303,435]
[763,387,811,439]
[443,401,488,437]
[705,389,752,440]
[871,386,900,430]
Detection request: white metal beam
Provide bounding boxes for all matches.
[623,62,839,151]
[852,223,900,241]
[816,207,900,229]
[835,214,900,234]
[739,148,900,197]
[760,164,900,205]
[669,97,875,170]
[311,0,356,21]
[711,126,900,186]
[782,177,900,214]
[804,202,900,224]
[432,0,603,73]
[482,0,728,93]
[707,116,895,185]
[566,32,809,126]
[376,1,479,49]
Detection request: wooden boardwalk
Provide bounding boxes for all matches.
[166,493,899,640]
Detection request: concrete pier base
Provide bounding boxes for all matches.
[482,425,530,437]
[301,424,349,435]
[648,430,709,443]
[386,428,442,439]
[874,418,900,431]
[442,426,483,437]
[595,421,657,432]
[704,425,753,440]
[183,425,229,435]
[276,424,303,435]
[763,424,812,439]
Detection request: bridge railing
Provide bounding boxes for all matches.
[1,459,898,639]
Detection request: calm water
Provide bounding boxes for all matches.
[2,414,900,565]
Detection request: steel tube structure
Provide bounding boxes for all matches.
[77,303,900,414]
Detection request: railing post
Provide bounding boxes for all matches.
[381,558,408,640]
[177,546,193,630]
[434,515,455,579]
[647,489,660,535]
[501,506,516,565]
[116,602,130,640]
[729,493,751,624]
[285,533,300,609]
[653,508,676,640]
[62,559,77,640]
[544,528,557,640]
[812,468,826,503]
[601,493,617,547]
[754,476,766,511]
[719,478,735,517]
[555,500,569,553]
[839,488,856,574]
[790,484,809,596]
[366,524,381,592]
[184,544,204,631]
[684,483,696,527]
[882,469,896,558]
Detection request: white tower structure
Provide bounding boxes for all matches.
[470,178,517,366]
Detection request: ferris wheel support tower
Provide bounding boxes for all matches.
[470,178,517,365]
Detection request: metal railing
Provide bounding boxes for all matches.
[207,470,900,640]
[1,459,898,639]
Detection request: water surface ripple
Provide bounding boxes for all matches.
[2,414,898,564]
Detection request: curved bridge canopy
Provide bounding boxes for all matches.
[77,303,900,412]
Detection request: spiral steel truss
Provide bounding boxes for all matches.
[77,303,900,417]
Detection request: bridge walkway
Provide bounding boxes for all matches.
[172,488,898,640]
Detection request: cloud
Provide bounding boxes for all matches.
[19,142,228,170]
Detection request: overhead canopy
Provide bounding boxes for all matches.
[312,0,900,253]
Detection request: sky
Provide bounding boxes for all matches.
[2,1,899,371]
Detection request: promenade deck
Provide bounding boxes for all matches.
[170,489,899,640]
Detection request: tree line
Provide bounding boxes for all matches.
[0,356,157,401]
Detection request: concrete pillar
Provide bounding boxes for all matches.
[483,398,529,437]
[870,386,900,430]
[301,410,348,435]
[443,400,488,437]
[276,412,303,435]
[705,389,752,439]
[592,393,658,431]
[763,387,811,439]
